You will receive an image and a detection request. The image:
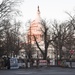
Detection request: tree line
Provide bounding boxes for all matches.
[0,0,22,57]
[0,0,75,62]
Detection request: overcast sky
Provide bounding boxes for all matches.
[19,0,75,23]
[0,0,75,33]
[18,0,75,33]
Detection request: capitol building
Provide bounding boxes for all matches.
[19,6,55,65]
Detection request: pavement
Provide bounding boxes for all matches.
[0,67,75,75]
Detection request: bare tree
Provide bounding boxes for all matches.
[0,19,21,57]
[0,0,22,44]
[51,20,74,61]
[34,19,52,59]
[0,0,22,20]
[21,27,36,59]
[21,42,36,59]
[0,0,22,57]
[20,34,36,68]
[65,12,75,60]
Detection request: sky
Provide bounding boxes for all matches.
[19,0,75,22]
[18,0,75,33]
[0,0,75,33]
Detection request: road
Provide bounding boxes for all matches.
[0,67,75,75]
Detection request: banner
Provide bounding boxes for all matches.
[10,57,19,69]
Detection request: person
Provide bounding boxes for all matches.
[36,58,39,68]
[47,56,50,67]
[70,55,72,68]
[30,58,34,67]
[7,57,10,69]
[27,59,30,68]
[0,58,4,69]
[3,57,7,69]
